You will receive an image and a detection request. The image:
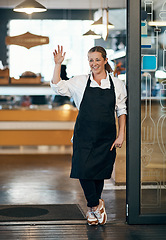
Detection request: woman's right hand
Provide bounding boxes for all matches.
[53,45,66,65]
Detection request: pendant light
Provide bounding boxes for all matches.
[91,8,113,41]
[91,16,114,30]
[91,0,114,32]
[13,0,47,14]
[82,30,101,39]
[82,0,101,39]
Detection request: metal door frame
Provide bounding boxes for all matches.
[126,0,166,224]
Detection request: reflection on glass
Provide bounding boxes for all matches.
[160,80,166,110]
[141,0,166,215]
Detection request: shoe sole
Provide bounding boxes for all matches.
[87,220,98,226]
[98,199,107,225]
[87,212,98,226]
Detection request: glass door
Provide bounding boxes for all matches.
[126,0,166,224]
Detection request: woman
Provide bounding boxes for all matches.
[52,64,71,106]
[51,45,127,226]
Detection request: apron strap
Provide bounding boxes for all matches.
[87,75,91,87]
[109,75,115,91]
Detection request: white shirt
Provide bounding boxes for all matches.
[50,72,127,117]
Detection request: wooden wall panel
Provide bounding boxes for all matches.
[0,130,73,146]
[0,110,78,121]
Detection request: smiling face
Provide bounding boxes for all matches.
[88,51,108,76]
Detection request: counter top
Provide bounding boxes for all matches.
[0,85,54,95]
[0,121,75,130]
[0,109,78,121]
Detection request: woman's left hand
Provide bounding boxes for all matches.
[110,135,124,151]
[110,114,126,151]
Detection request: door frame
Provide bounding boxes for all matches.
[126,0,166,224]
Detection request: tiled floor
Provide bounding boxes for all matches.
[0,154,125,222]
[0,154,165,240]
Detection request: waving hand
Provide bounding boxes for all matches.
[53,45,66,65]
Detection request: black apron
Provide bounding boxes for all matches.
[70,75,116,180]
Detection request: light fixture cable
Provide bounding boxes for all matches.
[82,0,101,39]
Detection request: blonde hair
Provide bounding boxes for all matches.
[88,46,113,73]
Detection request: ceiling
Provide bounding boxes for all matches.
[0,0,164,32]
[0,0,126,10]
[0,0,163,32]
[0,0,163,10]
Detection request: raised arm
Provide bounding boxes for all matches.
[52,45,66,84]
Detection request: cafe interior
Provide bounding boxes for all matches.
[0,0,127,182]
[0,0,166,235]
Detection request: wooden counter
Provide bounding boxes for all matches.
[0,109,78,146]
[0,109,78,121]
[0,100,165,184]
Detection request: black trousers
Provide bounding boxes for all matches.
[79,179,104,208]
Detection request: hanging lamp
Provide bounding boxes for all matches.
[13,0,47,14]
[82,0,101,39]
[82,29,101,39]
[91,16,114,30]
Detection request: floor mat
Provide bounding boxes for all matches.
[0,204,86,222]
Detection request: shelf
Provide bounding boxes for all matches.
[141,97,166,100]
[0,85,54,95]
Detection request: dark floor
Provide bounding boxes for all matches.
[0,154,165,240]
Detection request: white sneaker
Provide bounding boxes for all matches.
[86,209,98,226]
[92,199,107,225]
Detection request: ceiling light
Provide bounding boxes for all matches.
[148,21,166,26]
[13,0,47,14]
[91,16,114,30]
[82,30,101,39]
[107,22,114,29]
[148,1,166,26]
[155,70,166,79]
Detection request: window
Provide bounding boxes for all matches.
[8,20,94,81]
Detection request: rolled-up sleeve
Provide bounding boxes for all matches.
[114,78,127,117]
[50,79,72,97]
[50,75,88,110]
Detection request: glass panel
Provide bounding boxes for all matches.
[141,0,166,214]
[8,20,94,81]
